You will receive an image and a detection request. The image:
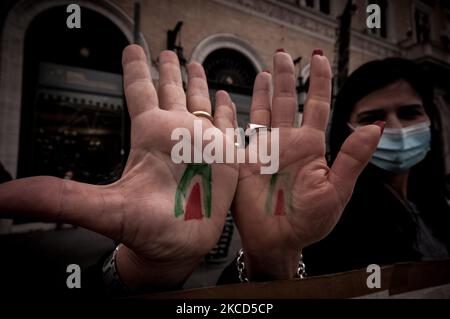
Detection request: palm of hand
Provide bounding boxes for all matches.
[236,128,343,257]
[233,51,381,272]
[96,47,241,276]
[114,108,238,265]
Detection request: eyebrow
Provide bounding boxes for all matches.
[355,104,424,120]
[397,104,424,112]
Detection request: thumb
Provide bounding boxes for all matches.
[0,177,122,240]
[328,121,384,206]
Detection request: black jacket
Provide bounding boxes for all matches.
[303,177,450,276]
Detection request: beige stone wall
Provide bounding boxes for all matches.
[109,0,437,75]
[113,0,337,71]
[394,0,414,42]
[109,0,405,74]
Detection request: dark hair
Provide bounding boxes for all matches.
[328,57,448,221]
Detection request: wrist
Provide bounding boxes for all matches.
[102,245,131,296]
[115,245,196,293]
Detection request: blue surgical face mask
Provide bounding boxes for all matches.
[348,121,431,173]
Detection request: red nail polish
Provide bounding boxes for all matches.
[262,69,271,74]
[312,49,323,56]
[373,121,386,135]
[276,48,285,53]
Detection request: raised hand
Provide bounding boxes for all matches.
[232,50,383,281]
[0,45,239,291]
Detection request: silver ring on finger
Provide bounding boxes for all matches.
[245,123,271,136]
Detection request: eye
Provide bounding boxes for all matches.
[398,108,424,120]
[357,114,385,125]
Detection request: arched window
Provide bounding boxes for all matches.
[203,49,257,128]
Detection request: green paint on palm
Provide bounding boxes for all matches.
[174,164,212,218]
[265,173,279,214]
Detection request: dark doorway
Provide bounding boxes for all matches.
[203,48,257,128]
[18,6,130,185]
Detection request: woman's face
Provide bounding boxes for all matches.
[349,80,430,128]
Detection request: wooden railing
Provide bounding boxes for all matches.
[135,259,450,299]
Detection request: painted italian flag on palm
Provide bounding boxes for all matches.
[174,164,212,220]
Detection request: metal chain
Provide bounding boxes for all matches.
[102,244,131,295]
[236,248,306,283]
[297,253,306,279]
[236,248,249,283]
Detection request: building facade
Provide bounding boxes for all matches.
[0,0,449,233]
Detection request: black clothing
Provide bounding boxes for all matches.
[303,178,450,276]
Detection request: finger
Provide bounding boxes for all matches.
[231,102,238,129]
[158,50,186,111]
[122,44,158,119]
[0,177,121,240]
[302,51,332,132]
[214,90,236,133]
[329,123,383,205]
[231,102,242,146]
[186,62,212,115]
[250,71,271,127]
[271,52,297,128]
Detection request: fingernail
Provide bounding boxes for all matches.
[276,48,285,53]
[312,49,323,56]
[373,121,386,135]
[262,69,271,74]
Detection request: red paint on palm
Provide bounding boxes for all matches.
[274,189,286,216]
[185,182,203,220]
